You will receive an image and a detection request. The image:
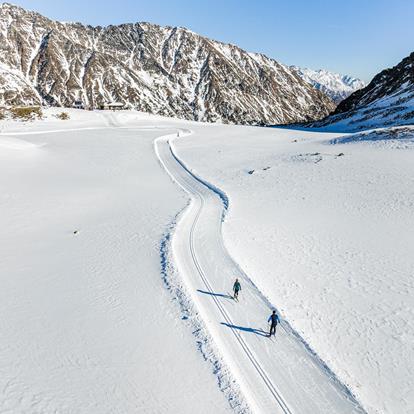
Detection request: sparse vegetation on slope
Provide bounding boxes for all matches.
[55,111,70,120]
[10,106,43,121]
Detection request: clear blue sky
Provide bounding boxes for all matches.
[9,0,414,82]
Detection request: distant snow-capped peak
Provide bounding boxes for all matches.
[290,66,365,104]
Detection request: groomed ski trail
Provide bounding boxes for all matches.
[155,130,366,414]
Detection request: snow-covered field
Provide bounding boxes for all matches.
[1,109,413,413]
[0,110,235,413]
[173,123,414,414]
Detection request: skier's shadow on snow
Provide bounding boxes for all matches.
[197,289,233,300]
[220,322,268,337]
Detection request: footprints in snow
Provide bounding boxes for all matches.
[290,152,345,164]
[247,166,271,175]
[246,152,345,174]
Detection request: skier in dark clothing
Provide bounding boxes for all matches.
[268,310,280,337]
[233,278,241,300]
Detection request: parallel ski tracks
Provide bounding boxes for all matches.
[155,130,366,414]
[160,135,292,413]
[188,188,293,414]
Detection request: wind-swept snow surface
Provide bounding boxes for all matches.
[1,109,412,414]
[0,110,237,414]
[172,124,414,414]
[155,133,364,413]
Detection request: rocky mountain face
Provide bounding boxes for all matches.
[290,66,365,104]
[309,53,414,131]
[0,3,335,125]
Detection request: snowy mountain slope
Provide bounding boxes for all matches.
[0,3,334,125]
[307,52,414,131]
[290,66,365,104]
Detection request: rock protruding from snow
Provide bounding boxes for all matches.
[307,52,414,131]
[329,125,414,149]
[0,3,335,125]
[290,66,365,104]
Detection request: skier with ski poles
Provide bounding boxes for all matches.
[268,310,280,337]
[233,278,241,300]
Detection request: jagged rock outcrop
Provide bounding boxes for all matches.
[308,53,414,131]
[0,3,335,124]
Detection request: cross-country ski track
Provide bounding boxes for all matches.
[0,116,368,413]
[155,130,366,414]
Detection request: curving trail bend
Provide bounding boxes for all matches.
[155,130,366,414]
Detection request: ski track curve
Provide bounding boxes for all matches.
[4,121,367,413]
[155,129,367,414]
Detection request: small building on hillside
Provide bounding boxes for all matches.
[100,102,125,111]
[73,100,84,109]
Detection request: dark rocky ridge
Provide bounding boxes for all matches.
[334,52,414,115]
[0,3,335,124]
[306,52,414,131]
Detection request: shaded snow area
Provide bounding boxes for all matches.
[1,109,412,414]
[329,125,414,149]
[311,84,414,133]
